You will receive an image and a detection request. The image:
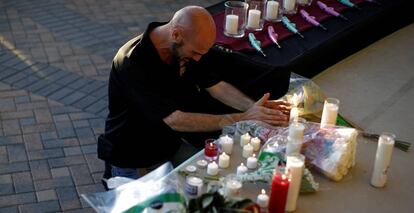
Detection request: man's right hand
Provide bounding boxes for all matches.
[240,93,289,126]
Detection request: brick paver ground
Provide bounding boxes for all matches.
[0,0,221,211]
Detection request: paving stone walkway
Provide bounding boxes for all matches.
[0,0,221,212]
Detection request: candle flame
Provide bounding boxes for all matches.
[261,189,266,194]
[282,174,287,179]
[209,143,213,147]
[253,154,256,158]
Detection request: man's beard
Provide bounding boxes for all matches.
[171,41,184,66]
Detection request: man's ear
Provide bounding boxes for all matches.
[171,28,182,43]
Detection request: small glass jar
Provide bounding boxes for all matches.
[245,0,265,31]
[281,0,298,15]
[264,0,282,22]
[224,1,249,38]
[297,0,312,6]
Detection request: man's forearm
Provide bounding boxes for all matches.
[163,110,241,132]
[207,81,254,111]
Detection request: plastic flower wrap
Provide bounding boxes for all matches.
[81,162,187,213]
[224,120,358,182]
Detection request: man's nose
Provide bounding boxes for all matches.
[192,55,202,62]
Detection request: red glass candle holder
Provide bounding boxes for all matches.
[204,139,219,161]
[268,168,290,213]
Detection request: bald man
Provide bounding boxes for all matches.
[98,6,290,180]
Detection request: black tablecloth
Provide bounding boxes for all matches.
[207,0,414,78]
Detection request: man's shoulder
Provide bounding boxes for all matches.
[112,34,144,71]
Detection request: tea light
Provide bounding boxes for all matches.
[219,135,234,155]
[207,161,219,176]
[236,163,248,175]
[185,165,197,173]
[225,14,239,35]
[250,137,261,152]
[247,9,261,29]
[256,189,269,208]
[242,143,254,158]
[240,133,251,147]
[218,152,230,169]
[246,154,258,169]
[196,159,208,169]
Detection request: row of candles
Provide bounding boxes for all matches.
[225,0,312,38]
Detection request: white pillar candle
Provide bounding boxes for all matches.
[236,163,248,175]
[218,152,230,169]
[286,154,305,212]
[371,133,395,188]
[289,107,299,123]
[283,0,296,12]
[207,161,219,176]
[219,135,234,155]
[256,189,269,208]
[246,154,258,169]
[247,9,261,29]
[240,133,251,147]
[288,121,305,142]
[266,1,279,20]
[226,179,242,197]
[250,137,261,151]
[242,143,254,158]
[320,98,339,128]
[225,14,239,35]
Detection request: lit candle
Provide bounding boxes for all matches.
[371,133,395,188]
[266,1,279,20]
[250,137,261,152]
[283,0,296,12]
[247,9,261,29]
[207,161,219,176]
[225,14,239,35]
[286,154,305,212]
[269,171,290,213]
[256,189,269,208]
[320,98,339,128]
[225,179,242,197]
[246,154,258,169]
[242,143,254,158]
[219,135,234,155]
[218,152,230,169]
[204,140,219,161]
[286,122,305,155]
[240,132,251,147]
[236,163,248,175]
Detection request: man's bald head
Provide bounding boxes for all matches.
[170,6,216,53]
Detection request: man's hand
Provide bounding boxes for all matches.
[240,93,289,126]
[264,100,291,116]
